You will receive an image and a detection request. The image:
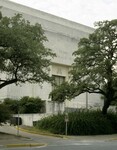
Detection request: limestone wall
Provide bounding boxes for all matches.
[0,0,102,110]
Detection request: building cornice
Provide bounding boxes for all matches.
[0,0,94,34]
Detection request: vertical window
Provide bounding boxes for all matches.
[51,75,65,104]
[52,75,65,88]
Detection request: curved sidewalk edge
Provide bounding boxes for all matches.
[17,126,65,138]
[18,126,117,141]
[6,143,47,148]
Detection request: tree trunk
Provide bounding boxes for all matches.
[102,99,110,115]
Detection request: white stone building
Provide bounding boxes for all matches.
[0,0,102,113]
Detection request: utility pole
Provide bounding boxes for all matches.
[17,110,20,136]
[65,112,69,136]
[86,92,88,110]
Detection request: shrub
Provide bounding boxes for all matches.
[35,114,65,134]
[19,96,45,113]
[3,96,45,114]
[35,110,117,135]
[3,98,19,114]
[0,104,11,124]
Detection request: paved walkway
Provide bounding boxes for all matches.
[0,124,45,148]
[0,124,117,148]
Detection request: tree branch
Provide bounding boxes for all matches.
[0,79,17,89]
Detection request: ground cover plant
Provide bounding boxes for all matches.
[35,110,117,135]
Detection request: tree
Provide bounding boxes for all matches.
[3,98,19,114]
[49,82,76,102]
[0,104,11,124]
[0,12,55,89]
[19,96,45,113]
[70,20,117,114]
[3,97,45,114]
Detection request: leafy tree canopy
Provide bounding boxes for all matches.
[19,96,45,113]
[70,19,117,114]
[0,103,11,124]
[3,96,45,114]
[3,98,19,114]
[0,12,55,89]
[49,82,75,102]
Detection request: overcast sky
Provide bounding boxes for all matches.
[9,0,117,27]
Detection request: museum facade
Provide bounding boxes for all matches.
[0,0,102,113]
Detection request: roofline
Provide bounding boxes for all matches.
[0,0,94,33]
